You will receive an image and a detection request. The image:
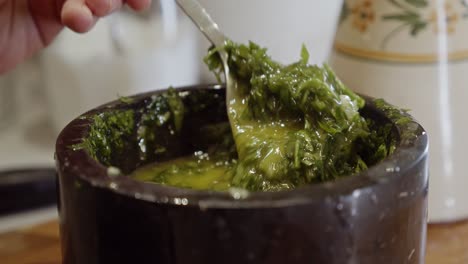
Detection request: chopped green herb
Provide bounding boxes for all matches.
[118,95,134,104]
[75,109,135,166]
[374,98,411,125]
[137,88,185,160]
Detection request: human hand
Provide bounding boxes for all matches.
[0,0,151,74]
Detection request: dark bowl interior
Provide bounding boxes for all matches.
[56,84,428,264]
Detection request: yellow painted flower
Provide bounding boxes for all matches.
[429,1,459,34]
[351,0,376,32]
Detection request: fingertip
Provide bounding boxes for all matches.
[62,1,97,33]
[86,0,121,17]
[127,0,151,11]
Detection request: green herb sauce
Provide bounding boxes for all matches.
[132,152,234,191]
[129,41,397,191]
[77,41,403,192]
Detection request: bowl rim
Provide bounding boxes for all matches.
[55,84,428,209]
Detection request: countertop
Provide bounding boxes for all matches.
[1,220,467,264]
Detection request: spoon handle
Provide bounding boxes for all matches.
[175,0,227,47]
[175,0,235,129]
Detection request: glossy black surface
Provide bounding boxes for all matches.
[0,168,57,215]
[56,85,429,264]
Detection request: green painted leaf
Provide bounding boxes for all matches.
[410,22,427,36]
[405,0,428,8]
[382,12,420,23]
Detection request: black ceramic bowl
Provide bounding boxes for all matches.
[56,85,428,264]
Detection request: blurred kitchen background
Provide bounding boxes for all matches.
[0,0,342,232]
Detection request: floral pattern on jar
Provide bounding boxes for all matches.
[335,0,468,62]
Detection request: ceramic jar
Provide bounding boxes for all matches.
[329,0,468,223]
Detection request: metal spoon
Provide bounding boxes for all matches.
[175,0,235,112]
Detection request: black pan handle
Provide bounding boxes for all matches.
[0,168,57,216]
